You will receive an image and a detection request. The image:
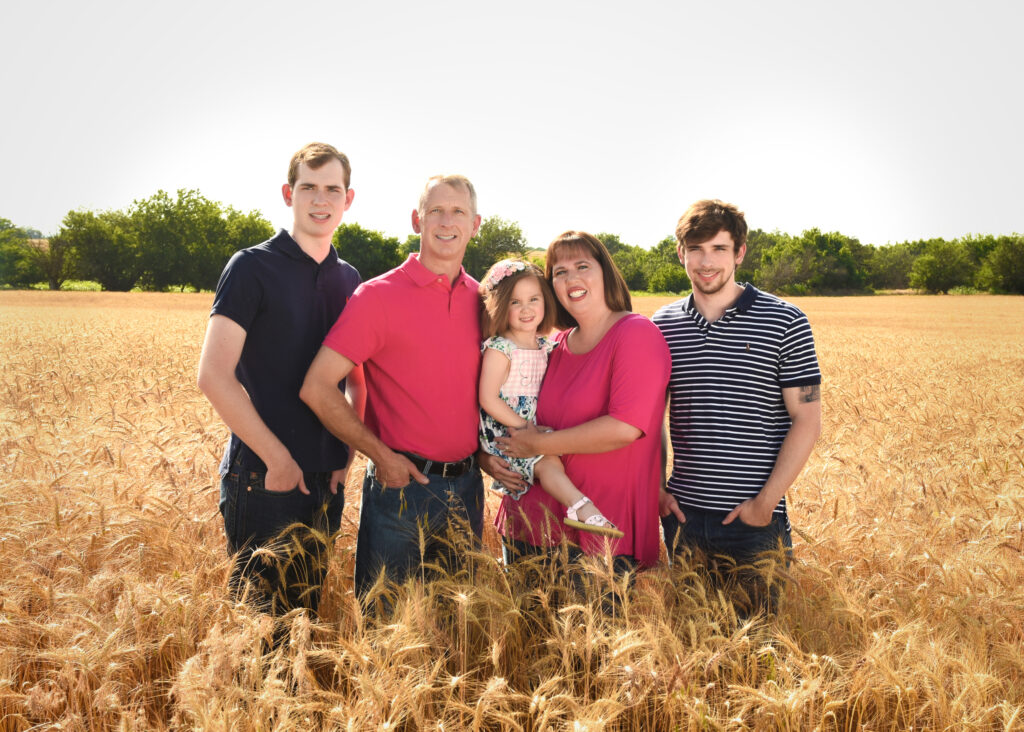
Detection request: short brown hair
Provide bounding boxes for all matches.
[675,199,747,252]
[544,231,632,330]
[479,260,556,339]
[287,142,351,189]
[418,174,477,215]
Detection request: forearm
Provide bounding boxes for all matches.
[754,415,820,511]
[300,377,393,465]
[534,415,641,456]
[481,394,528,429]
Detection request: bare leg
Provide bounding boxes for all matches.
[533,456,608,525]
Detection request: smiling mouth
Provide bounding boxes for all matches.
[567,288,587,300]
[311,213,330,221]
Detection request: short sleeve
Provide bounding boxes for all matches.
[538,335,557,355]
[778,312,821,388]
[482,336,515,358]
[322,282,385,365]
[606,318,671,435]
[211,250,263,332]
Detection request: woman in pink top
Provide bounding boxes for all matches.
[495,231,671,572]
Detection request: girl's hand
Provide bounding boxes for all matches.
[495,423,547,459]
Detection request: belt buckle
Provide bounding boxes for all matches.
[441,461,455,478]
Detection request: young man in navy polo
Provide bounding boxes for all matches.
[197,142,364,613]
[654,199,821,615]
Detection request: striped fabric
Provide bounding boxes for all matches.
[652,284,821,516]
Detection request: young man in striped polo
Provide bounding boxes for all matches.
[654,199,822,615]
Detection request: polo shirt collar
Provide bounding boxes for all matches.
[268,229,341,267]
[731,283,759,313]
[682,282,759,315]
[401,253,471,288]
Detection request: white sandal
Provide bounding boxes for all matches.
[564,497,624,538]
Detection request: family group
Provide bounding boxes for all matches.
[196,142,822,617]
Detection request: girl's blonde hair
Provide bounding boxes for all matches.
[479,259,557,339]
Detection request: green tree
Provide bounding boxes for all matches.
[595,232,628,255]
[224,208,275,259]
[759,229,869,295]
[909,239,973,293]
[131,189,231,291]
[647,263,690,293]
[738,229,781,286]
[332,223,403,280]
[642,236,689,293]
[57,209,141,291]
[401,235,420,257]
[0,219,39,287]
[22,236,73,290]
[975,235,1024,294]
[864,242,918,290]
[127,190,272,291]
[611,246,649,290]
[463,216,528,279]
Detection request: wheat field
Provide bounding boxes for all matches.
[1,290,1022,731]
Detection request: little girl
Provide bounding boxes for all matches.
[478,258,622,537]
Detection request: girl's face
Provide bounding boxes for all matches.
[505,276,545,339]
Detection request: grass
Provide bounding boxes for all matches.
[1,290,1022,730]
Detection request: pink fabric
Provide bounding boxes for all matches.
[494,314,671,566]
[502,346,549,399]
[322,254,482,461]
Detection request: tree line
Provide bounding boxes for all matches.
[2,191,1022,294]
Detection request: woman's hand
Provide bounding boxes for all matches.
[495,423,549,459]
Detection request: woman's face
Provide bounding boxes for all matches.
[549,247,607,320]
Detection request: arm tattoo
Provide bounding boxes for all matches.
[799,385,821,403]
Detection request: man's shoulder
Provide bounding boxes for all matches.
[224,232,283,266]
[747,287,812,324]
[652,298,691,327]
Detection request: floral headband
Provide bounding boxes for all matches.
[485,259,529,291]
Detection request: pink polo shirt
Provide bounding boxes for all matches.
[323,254,482,462]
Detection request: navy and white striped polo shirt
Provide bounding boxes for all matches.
[652,284,821,516]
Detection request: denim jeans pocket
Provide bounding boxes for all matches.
[246,472,304,497]
[735,516,774,531]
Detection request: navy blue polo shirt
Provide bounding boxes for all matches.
[211,229,361,474]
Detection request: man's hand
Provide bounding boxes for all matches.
[329,467,347,495]
[722,496,775,527]
[265,455,308,494]
[373,450,428,489]
[477,451,526,493]
[659,488,685,522]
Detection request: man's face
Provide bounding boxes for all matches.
[282,159,354,243]
[678,229,746,296]
[411,182,481,267]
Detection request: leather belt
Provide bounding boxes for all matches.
[399,451,475,478]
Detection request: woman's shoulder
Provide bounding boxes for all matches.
[608,312,662,339]
[607,313,670,355]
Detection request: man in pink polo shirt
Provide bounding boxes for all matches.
[301,174,486,602]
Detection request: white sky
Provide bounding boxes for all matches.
[2,0,1021,249]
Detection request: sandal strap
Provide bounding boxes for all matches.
[566,496,593,520]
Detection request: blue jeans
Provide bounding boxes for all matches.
[662,506,792,615]
[219,462,343,614]
[354,463,484,603]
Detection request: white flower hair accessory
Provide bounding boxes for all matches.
[485,259,528,291]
